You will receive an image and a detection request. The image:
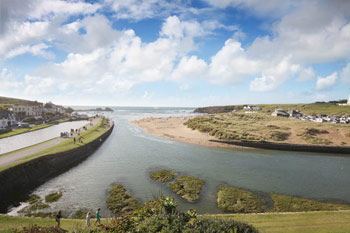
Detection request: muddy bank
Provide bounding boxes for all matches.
[0,124,114,213]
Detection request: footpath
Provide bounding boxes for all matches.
[0,117,100,170]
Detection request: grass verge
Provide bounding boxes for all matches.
[168,175,204,202]
[45,192,63,203]
[150,169,177,183]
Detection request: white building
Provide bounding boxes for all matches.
[12,104,43,118]
[0,112,17,130]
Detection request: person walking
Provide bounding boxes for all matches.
[86,212,91,227]
[55,210,62,229]
[95,208,101,225]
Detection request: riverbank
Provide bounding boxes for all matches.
[0,117,114,212]
[132,113,350,153]
[2,210,350,232]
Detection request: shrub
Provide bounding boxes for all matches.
[22,117,36,124]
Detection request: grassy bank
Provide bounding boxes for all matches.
[150,169,177,183]
[0,117,112,172]
[185,112,350,146]
[2,211,350,233]
[168,175,204,202]
[0,119,73,139]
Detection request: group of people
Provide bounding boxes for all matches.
[55,208,102,228]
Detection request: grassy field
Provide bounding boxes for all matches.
[150,169,177,183]
[185,112,350,146]
[168,175,204,202]
[194,102,350,116]
[0,117,112,172]
[2,211,350,233]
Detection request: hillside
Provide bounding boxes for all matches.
[195,102,350,116]
[0,96,42,110]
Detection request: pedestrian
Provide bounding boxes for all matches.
[73,137,76,144]
[55,210,62,228]
[86,212,91,227]
[95,208,101,225]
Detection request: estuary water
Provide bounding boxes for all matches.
[8,107,350,216]
[0,121,89,155]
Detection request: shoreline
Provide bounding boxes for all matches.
[131,117,251,150]
[131,116,350,154]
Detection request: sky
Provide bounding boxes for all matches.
[0,0,350,107]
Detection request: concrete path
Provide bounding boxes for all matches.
[0,117,101,169]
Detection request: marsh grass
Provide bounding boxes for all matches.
[168,176,204,202]
[45,192,63,203]
[271,193,350,212]
[150,170,177,183]
[106,184,142,216]
[217,186,266,213]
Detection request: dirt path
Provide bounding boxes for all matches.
[0,117,100,169]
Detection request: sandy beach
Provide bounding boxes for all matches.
[131,117,245,149]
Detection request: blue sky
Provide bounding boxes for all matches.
[0,0,350,107]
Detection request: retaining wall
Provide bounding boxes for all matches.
[210,139,350,154]
[0,124,114,213]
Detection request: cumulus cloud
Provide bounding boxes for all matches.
[297,67,315,81]
[316,72,338,90]
[170,56,208,81]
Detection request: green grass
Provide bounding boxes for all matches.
[217,186,266,213]
[168,175,204,202]
[3,211,350,233]
[106,184,142,216]
[207,211,350,233]
[0,118,111,172]
[45,192,63,203]
[271,193,350,212]
[150,169,177,183]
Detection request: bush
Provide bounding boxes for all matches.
[168,176,204,202]
[150,170,177,183]
[22,117,36,124]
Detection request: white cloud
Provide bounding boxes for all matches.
[6,43,54,59]
[297,67,315,81]
[0,68,23,90]
[170,56,208,81]
[316,72,338,90]
[340,63,350,84]
[208,39,260,85]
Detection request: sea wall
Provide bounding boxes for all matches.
[0,124,114,213]
[210,139,350,154]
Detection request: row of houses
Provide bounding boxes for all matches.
[0,102,69,130]
[272,109,350,124]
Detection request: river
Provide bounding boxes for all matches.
[0,120,89,155]
[7,107,350,216]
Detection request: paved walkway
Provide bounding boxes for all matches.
[0,117,101,169]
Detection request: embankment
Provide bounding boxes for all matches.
[0,123,114,213]
[210,139,350,154]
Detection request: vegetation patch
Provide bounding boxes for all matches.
[150,169,177,183]
[271,193,350,212]
[45,192,63,203]
[106,184,142,216]
[269,131,290,141]
[217,186,266,213]
[168,175,204,202]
